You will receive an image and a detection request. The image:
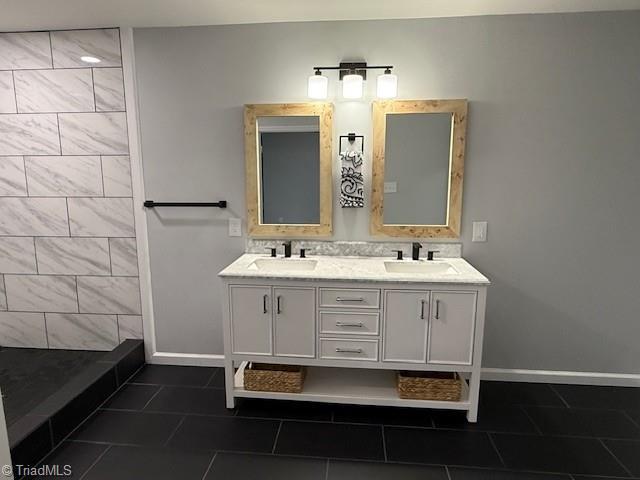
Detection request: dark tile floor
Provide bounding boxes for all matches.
[0,347,104,426]
[31,365,640,479]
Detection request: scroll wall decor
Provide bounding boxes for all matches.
[339,133,365,208]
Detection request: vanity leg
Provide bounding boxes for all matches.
[224,359,235,409]
[466,371,480,423]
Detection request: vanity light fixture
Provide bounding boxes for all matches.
[342,72,364,99]
[308,62,397,99]
[80,55,101,63]
[376,68,398,99]
[307,69,328,99]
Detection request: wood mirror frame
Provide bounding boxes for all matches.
[370,99,468,238]
[244,102,333,237]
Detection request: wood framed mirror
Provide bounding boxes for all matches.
[371,99,468,238]
[244,103,333,237]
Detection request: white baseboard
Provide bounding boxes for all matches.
[148,353,639,386]
[482,368,640,387]
[151,352,225,367]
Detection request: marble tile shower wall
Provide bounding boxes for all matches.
[0,28,143,351]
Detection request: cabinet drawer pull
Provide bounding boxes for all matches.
[335,321,364,328]
[420,299,427,319]
[262,294,268,314]
[276,295,282,314]
[335,297,364,302]
[435,299,441,320]
[335,347,363,354]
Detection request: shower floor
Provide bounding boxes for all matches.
[0,347,105,427]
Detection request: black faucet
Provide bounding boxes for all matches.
[282,241,292,258]
[412,242,422,261]
[427,250,439,261]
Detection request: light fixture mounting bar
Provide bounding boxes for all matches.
[312,62,394,81]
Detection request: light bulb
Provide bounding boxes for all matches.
[342,74,363,99]
[307,71,328,99]
[377,70,397,98]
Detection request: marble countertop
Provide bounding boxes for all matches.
[219,254,490,285]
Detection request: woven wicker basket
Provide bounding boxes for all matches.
[397,371,462,401]
[244,363,306,393]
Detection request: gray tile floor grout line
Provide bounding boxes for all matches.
[271,420,284,454]
[444,465,453,480]
[162,415,186,447]
[520,405,544,435]
[622,410,640,428]
[204,368,220,387]
[381,425,388,462]
[486,432,507,468]
[78,444,112,480]
[548,384,571,408]
[200,452,218,480]
[324,458,330,480]
[598,438,634,478]
[139,385,163,410]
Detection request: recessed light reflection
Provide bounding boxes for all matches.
[80,56,101,64]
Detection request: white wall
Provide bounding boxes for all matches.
[133,11,640,374]
[0,29,144,350]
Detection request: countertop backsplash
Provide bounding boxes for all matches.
[245,239,462,258]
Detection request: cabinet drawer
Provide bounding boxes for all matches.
[319,288,380,309]
[319,338,379,361]
[319,311,379,336]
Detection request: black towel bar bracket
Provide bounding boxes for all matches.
[143,200,227,209]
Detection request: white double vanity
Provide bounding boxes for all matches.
[220,253,489,421]
[227,98,486,420]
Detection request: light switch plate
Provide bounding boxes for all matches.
[228,218,242,237]
[384,181,397,193]
[472,221,488,242]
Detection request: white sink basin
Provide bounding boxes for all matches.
[384,261,458,275]
[249,258,318,272]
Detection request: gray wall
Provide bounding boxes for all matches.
[134,11,640,374]
[384,113,451,225]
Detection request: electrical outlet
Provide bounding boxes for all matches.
[228,218,242,237]
[384,181,397,193]
[472,221,488,242]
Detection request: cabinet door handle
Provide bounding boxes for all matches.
[335,297,364,302]
[335,347,363,354]
[420,299,427,319]
[276,295,282,314]
[435,299,441,320]
[262,294,268,314]
[335,321,364,328]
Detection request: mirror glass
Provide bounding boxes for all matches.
[257,116,320,225]
[382,112,452,225]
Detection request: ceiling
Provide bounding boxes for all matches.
[2,0,640,31]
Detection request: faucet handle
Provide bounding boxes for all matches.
[299,248,310,258]
[266,248,277,257]
[393,250,403,260]
[427,250,440,261]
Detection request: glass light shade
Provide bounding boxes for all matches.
[307,74,328,99]
[342,74,363,99]
[376,72,398,98]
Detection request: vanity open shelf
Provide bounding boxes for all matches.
[233,362,472,410]
[220,254,489,422]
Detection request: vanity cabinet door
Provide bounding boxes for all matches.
[230,285,272,355]
[382,290,430,363]
[427,291,477,365]
[273,287,315,358]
